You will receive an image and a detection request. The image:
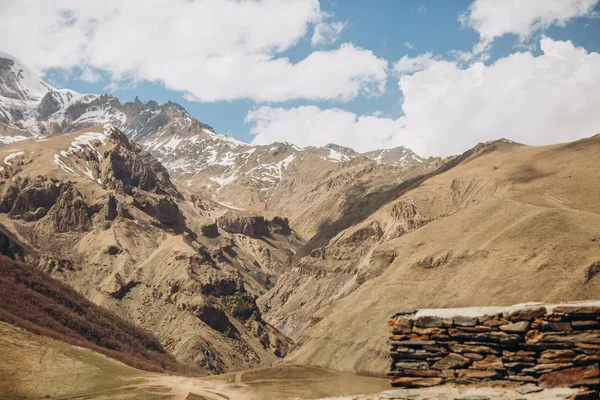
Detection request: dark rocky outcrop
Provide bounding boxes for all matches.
[0,184,19,213]
[217,212,270,237]
[217,211,291,237]
[269,217,291,236]
[4,177,60,221]
[104,194,119,221]
[0,224,25,260]
[200,222,219,238]
[192,302,238,338]
[247,320,293,358]
[105,245,123,255]
[223,292,261,320]
[50,184,91,233]
[199,277,242,297]
[102,128,177,197]
[131,192,185,233]
[110,279,140,300]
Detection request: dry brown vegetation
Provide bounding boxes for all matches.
[0,254,196,375]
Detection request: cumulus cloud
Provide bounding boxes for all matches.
[247,105,403,152]
[404,42,414,49]
[462,0,599,42]
[248,38,600,158]
[0,0,386,102]
[460,0,599,58]
[312,21,346,46]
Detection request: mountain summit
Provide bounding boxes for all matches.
[0,52,434,212]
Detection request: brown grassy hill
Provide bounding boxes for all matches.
[263,136,600,374]
[0,321,169,399]
[0,320,389,400]
[0,254,189,375]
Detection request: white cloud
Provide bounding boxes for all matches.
[393,52,435,74]
[460,0,599,58]
[79,67,101,83]
[312,21,346,46]
[417,6,428,13]
[248,38,600,158]
[462,0,599,42]
[0,0,386,102]
[247,105,404,153]
[404,42,414,50]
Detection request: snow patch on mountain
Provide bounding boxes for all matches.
[52,131,107,182]
[323,148,352,163]
[0,134,29,145]
[363,146,425,167]
[3,151,24,165]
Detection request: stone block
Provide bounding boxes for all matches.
[499,321,530,333]
[394,361,430,370]
[463,352,485,361]
[539,349,576,363]
[548,321,572,331]
[453,343,499,354]
[453,316,478,327]
[415,316,443,328]
[553,306,600,315]
[539,364,600,387]
[456,369,501,379]
[572,320,600,330]
[530,331,600,344]
[390,377,444,388]
[471,355,503,370]
[507,307,547,322]
[432,353,471,370]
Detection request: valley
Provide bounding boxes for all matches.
[2,48,600,400]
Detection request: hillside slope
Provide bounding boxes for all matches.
[273,136,600,374]
[0,255,188,376]
[0,321,172,400]
[0,126,298,374]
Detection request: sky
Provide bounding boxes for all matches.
[1,0,600,157]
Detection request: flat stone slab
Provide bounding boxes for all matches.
[324,386,583,400]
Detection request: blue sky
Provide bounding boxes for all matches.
[3,0,600,156]
[41,2,475,141]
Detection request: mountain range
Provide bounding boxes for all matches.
[2,50,600,392]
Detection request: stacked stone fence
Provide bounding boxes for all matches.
[387,302,600,390]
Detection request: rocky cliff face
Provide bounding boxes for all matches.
[0,126,301,374]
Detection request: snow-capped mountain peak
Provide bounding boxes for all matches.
[0,52,53,101]
[0,52,431,210]
[362,146,425,167]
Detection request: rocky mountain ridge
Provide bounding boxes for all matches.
[0,125,301,374]
[0,53,433,213]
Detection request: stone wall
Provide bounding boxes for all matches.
[388,302,600,389]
